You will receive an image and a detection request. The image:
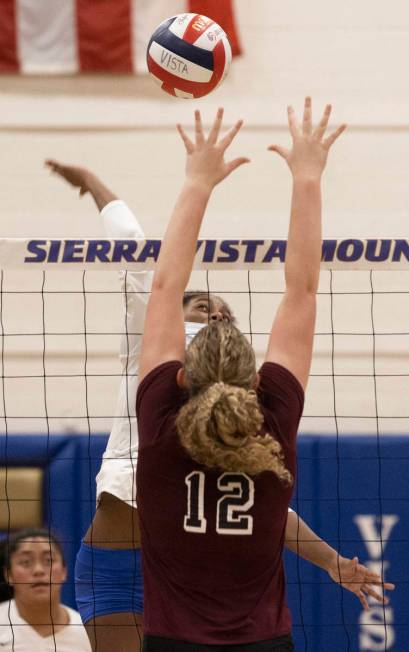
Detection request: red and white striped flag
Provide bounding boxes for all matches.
[0,0,241,74]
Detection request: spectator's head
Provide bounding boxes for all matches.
[0,529,66,607]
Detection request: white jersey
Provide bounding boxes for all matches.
[0,600,91,651]
[96,200,205,506]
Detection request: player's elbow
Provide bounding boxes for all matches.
[305,279,319,296]
[150,275,182,298]
[287,280,318,300]
[286,271,319,297]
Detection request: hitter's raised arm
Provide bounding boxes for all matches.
[138,109,249,383]
[45,160,118,211]
[265,98,346,389]
[45,160,147,243]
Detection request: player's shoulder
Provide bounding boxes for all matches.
[257,362,305,435]
[258,361,304,400]
[136,360,185,441]
[138,360,183,399]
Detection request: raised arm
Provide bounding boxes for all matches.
[138,109,249,383]
[266,98,346,389]
[45,160,117,211]
[45,159,147,242]
[285,511,395,610]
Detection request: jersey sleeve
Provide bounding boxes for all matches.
[136,361,185,447]
[100,199,153,297]
[101,199,152,366]
[101,199,145,239]
[257,362,304,450]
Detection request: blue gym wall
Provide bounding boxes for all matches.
[0,434,406,652]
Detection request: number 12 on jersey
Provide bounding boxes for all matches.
[184,471,255,535]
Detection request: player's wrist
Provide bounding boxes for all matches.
[291,172,322,186]
[183,177,214,196]
[326,551,346,576]
[82,171,99,192]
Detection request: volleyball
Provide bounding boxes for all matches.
[147,14,232,99]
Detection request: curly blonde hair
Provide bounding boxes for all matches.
[176,323,292,483]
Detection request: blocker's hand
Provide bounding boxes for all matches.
[268,97,347,180]
[177,108,250,191]
[327,555,395,610]
[45,159,92,197]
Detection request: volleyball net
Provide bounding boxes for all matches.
[1,237,409,436]
[0,238,408,650]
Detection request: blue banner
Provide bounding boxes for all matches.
[288,435,408,651]
[0,434,407,651]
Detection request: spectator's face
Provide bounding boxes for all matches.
[7,537,66,607]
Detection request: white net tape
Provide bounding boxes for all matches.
[1,238,409,270]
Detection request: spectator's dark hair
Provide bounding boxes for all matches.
[0,528,65,602]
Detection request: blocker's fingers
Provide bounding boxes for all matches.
[324,123,347,149]
[219,119,244,151]
[194,110,205,145]
[362,573,395,590]
[208,107,224,144]
[302,96,312,135]
[364,585,389,604]
[314,104,332,140]
[225,157,251,175]
[268,144,290,160]
[363,572,384,584]
[177,124,194,154]
[358,591,370,611]
[287,106,298,138]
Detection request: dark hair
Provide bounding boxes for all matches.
[0,528,65,602]
[183,290,207,307]
[183,291,236,323]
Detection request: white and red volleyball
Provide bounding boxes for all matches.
[147,14,232,99]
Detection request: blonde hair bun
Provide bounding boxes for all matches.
[207,383,262,448]
[176,323,292,483]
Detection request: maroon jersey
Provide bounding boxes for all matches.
[136,361,304,645]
